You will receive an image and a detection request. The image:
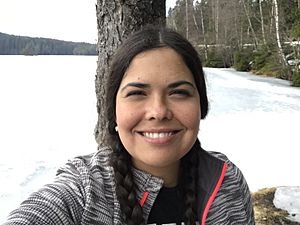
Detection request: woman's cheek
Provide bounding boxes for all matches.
[178,105,201,129]
[116,104,142,130]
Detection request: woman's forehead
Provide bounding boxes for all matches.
[121,47,194,84]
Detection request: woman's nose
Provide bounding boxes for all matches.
[145,96,173,121]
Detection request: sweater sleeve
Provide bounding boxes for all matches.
[220,159,255,224]
[3,162,86,225]
[237,163,255,225]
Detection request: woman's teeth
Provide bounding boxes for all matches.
[143,132,174,139]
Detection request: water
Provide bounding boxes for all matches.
[0,57,299,222]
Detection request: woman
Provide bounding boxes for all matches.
[4,26,254,225]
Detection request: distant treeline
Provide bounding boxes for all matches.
[0,32,97,55]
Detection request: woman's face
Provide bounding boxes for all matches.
[115,47,201,177]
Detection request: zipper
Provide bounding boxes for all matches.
[201,162,228,225]
[140,191,149,207]
[139,162,228,224]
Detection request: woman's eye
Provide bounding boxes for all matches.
[125,90,146,97]
[170,89,191,97]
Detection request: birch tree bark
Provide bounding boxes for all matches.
[273,0,288,68]
[94,0,166,145]
[273,0,293,79]
[199,4,208,60]
[259,0,267,45]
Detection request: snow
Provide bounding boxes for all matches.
[0,55,98,223]
[274,187,300,223]
[201,68,300,192]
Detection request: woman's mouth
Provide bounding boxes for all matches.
[138,130,180,140]
[142,132,173,139]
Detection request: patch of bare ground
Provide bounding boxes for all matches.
[252,188,300,225]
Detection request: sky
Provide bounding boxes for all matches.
[0,0,177,44]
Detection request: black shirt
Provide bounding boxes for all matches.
[147,186,184,225]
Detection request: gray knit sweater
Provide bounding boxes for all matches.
[3,146,255,225]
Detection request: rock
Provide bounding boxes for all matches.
[252,188,300,225]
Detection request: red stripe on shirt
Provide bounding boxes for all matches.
[140,191,149,207]
[201,162,228,225]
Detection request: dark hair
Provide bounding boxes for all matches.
[106,26,208,225]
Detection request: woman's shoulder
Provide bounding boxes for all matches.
[206,150,229,162]
[62,146,111,166]
[199,148,249,191]
[203,150,255,224]
[56,146,114,184]
[205,150,244,181]
[200,149,239,173]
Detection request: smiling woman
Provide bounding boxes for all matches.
[3,26,254,225]
[115,47,201,187]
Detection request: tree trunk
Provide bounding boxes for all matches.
[273,0,290,79]
[233,1,240,48]
[94,0,166,146]
[185,0,189,39]
[273,0,287,66]
[259,0,267,45]
[241,0,258,48]
[199,4,208,60]
[270,2,274,34]
[214,0,219,43]
[192,9,199,36]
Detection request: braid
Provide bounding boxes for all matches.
[181,141,200,225]
[111,136,199,225]
[112,144,145,225]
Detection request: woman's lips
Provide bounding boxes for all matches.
[137,130,181,144]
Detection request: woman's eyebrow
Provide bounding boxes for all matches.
[120,82,150,92]
[168,80,196,89]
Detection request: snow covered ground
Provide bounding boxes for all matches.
[0,57,299,222]
[201,68,300,192]
[274,186,300,223]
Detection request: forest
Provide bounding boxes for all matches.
[167,0,300,86]
[0,32,97,56]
